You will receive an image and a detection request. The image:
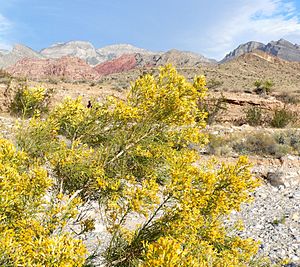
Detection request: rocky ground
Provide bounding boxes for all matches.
[232,183,300,264]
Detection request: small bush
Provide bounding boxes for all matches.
[245,106,262,126]
[15,117,60,159]
[254,80,274,95]
[233,133,292,158]
[270,107,296,128]
[276,92,300,104]
[207,134,232,156]
[199,92,227,124]
[206,78,223,90]
[274,130,300,154]
[10,83,53,117]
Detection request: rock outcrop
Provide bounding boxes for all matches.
[93,54,138,76]
[221,41,265,63]
[221,39,300,63]
[264,39,300,62]
[7,56,100,81]
[40,42,158,66]
[96,44,158,62]
[40,41,101,65]
[156,49,216,66]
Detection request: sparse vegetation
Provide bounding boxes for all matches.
[233,133,291,158]
[276,92,300,104]
[208,130,298,158]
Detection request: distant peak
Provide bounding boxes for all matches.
[45,40,95,50]
[270,38,293,47]
[13,43,31,50]
[66,40,94,46]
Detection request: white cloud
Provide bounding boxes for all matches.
[187,0,300,60]
[0,13,12,49]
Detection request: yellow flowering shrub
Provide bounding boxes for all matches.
[10,83,53,117]
[15,116,60,159]
[0,138,87,266]
[15,65,262,266]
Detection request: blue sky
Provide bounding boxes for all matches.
[1,0,300,59]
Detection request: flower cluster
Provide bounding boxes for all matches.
[0,139,87,266]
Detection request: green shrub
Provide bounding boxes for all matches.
[15,117,60,159]
[270,107,296,128]
[233,133,292,158]
[254,80,274,95]
[207,134,232,156]
[206,78,223,90]
[10,83,53,118]
[274,130,300,154]
[245,106,263,126]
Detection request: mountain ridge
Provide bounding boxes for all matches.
[220,38,300,62]
[0,40,215,69]
[2,38,300,81]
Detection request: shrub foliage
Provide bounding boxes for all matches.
[254,80,274,95]
[245,106,262,126]
[0,138,87,266]
[10,83,53,117]
[14,65,261,266]
[270,106,296,128]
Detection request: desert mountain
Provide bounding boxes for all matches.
[221,39,300,62]
[93,50,216,76]
[4,38,300,81]
[4,41,216,79]
[0,44,43,69]
[96,44,158,61]
[40,41,158,66]
[201,49,300,93]
[156,49,217,65]
[264,39,300,62]
[40,41,101,65]
[7,56,100,81]
[220,41,265,63]
[0,49,9,56]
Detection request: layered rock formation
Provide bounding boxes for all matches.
[40,41,101,65]
[7,56,100,81]
[93,54,138,76]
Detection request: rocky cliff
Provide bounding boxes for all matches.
[221,39,300,63]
